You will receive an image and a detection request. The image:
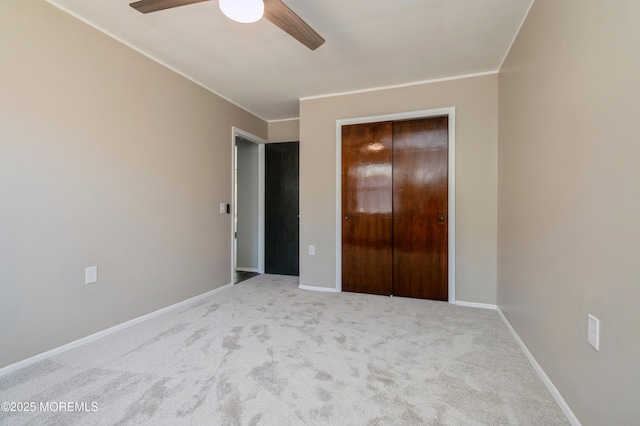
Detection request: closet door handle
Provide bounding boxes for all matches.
[437,213,446,223]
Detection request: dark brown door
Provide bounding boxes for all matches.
[265,142,299,275]
[392,117,448,300]
[341,116,448,301]
[342,122,393,296]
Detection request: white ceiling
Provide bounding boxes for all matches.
[46,0,533,121]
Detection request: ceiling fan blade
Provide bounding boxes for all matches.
[263,0,325,50]
[130,0,210,14]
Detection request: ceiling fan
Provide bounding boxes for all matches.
[129,0,325,50]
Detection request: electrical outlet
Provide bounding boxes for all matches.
[588,314,600,351]
[308,245,316,256]
[85,266,98,285]
[219,203,225,214]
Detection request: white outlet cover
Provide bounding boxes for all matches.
[309,245,316,255]
[219,203,226,214]
[588,314,600,351]
[85,266,98,285]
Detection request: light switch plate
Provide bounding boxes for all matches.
[219,203,225,214]
[308,245,316,256]
[588,314,600,351]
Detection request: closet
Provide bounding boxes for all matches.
[341,116,448,301]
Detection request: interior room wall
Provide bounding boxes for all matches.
[268,119,300,143]
[235,138,259,271]
[497,0,640,423]
[299,75,498,304]
[0,0,266,368]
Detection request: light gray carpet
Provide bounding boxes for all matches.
[0,275,568,425]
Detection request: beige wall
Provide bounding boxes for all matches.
[268,119,300,143]
[299,75,498,303]
[0,0,266,368]
[235,139,259,269]
[498,0,640,424]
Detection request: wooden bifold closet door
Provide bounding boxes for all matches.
[341,116,448,301]
[341,122,393,296]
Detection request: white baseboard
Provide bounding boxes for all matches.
[235,267,259,273]
[453,300,497,310]
[497,308,581,426]
[0,283,233,378]
[299,284,339,293]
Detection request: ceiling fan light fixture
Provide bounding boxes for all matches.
[219,0,264,24]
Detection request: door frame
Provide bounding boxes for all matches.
[335,107,456,302]
[231,127,266,283]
